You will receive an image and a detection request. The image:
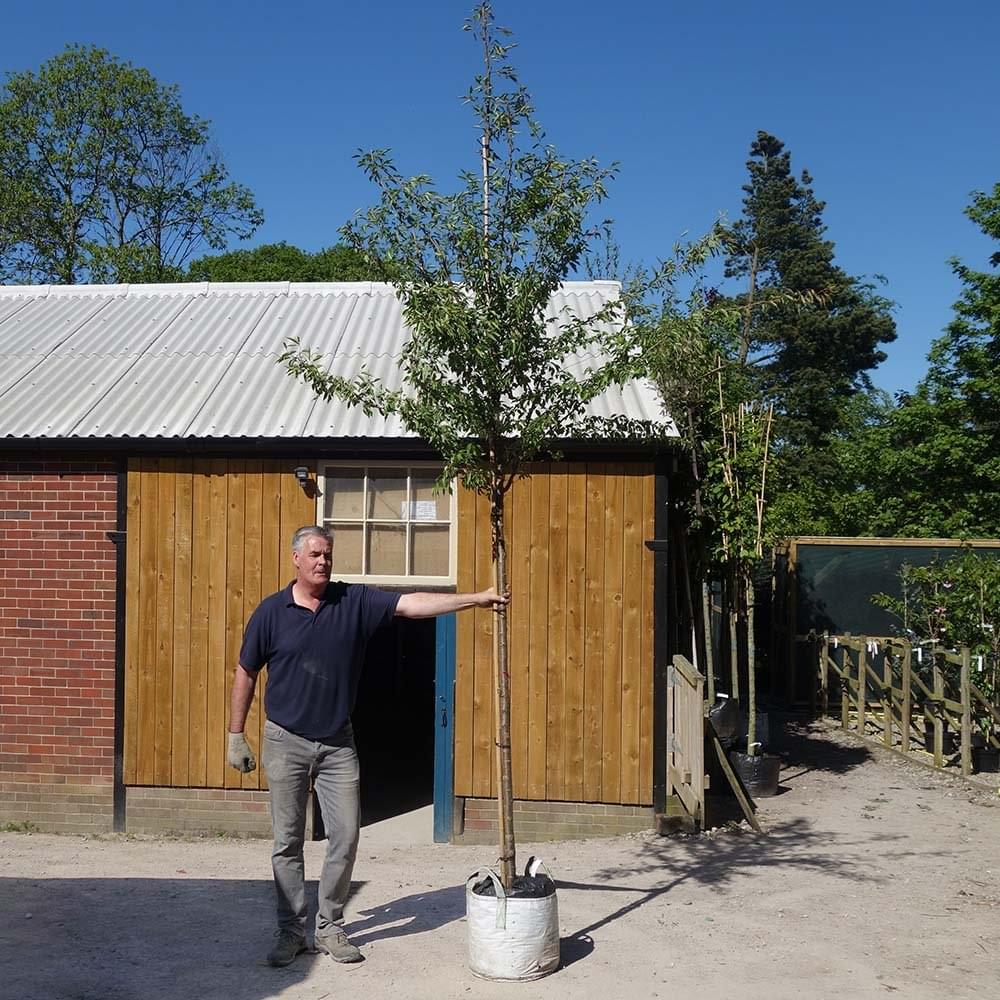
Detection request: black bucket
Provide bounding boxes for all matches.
[923,724,956,755]
[729,751,781,797]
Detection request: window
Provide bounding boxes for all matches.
[319,463,456,584]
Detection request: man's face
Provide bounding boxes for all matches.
[293,536,332,587]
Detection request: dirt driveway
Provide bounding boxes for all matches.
[1,718,997,1000]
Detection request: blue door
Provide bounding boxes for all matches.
[433,614,456,842]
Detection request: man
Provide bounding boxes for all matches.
[227,524,508,968]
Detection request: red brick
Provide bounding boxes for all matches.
[0,462,116,786]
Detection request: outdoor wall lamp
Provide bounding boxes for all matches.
[293,466,310,487]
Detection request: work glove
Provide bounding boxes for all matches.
[227,731,257,773]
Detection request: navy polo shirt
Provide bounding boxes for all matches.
[239,581,401,742]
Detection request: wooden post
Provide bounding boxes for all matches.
[808,635,817,716]
[901,640,911,754]
[932,652,944,769]
[819,637,829,718]
[840,644,850,732]
[882,644,893,749]
[786,540,797,705]
[960,647,972,777]
[857,638,868,737]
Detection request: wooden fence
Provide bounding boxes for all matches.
[801,633,1000,776]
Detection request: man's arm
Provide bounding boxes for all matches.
[227,665,258,772]
[395,588,509,619]
[229,664,258,733]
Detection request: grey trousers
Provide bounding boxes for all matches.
[262,719,360,937]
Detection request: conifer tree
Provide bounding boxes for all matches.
[724,132,896,531]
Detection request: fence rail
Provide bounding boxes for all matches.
[800,633,1000,776]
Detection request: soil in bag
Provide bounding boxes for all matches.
[472,874,556,899]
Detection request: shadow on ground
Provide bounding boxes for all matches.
[771,713,873,783]
[703,712,873,825]
[0,875,307,1000]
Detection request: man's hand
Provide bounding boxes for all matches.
[475,588,510,609]
[227,731,257,773]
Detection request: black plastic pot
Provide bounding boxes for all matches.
[972,747,1000,774]
[729,750,781,797]
[707,695,743,746]
[923,723,956,755]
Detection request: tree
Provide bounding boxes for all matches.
[283,3,646,889]
[873,548,1000,704]
[644,263,778,731]
[0,45,262,284]
[186,242,376,282]
[833,184,1000,538]
[723,132,896,533]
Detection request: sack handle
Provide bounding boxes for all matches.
[524,855,551,879]
[467,866,507,929]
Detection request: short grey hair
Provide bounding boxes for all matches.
[291,525,332,553]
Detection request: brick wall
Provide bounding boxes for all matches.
[0,459,119,833]
[126,788,272,837]
[456,798,654,844]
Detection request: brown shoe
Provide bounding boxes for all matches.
[315,928,363,963]
[267,929,307,967]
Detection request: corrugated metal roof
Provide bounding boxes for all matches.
[0,281,674,441]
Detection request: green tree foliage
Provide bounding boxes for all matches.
[835,184,1000,537]
[724,132,896,534]
[186,242,376,282]
[282,3,645,888]
[0,45,262,283]
[873,547,1000,702]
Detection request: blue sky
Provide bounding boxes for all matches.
[2,0,998,395]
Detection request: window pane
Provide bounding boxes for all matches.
[331,524,363,575]
[411,525,450,577]
[368,524,406,576]
[324,467,365,520]
[411,473,449,520]
[368,471,407,521]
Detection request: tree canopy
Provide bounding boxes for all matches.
[283,2,650,888]
[0,45,262,284]
[832,184,1000,537]
[186,242,376,282]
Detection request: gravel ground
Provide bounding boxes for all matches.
[1,716,998,1000]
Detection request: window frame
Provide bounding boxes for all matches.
[317,460,458,586]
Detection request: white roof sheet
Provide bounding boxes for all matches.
[0,281,673,441]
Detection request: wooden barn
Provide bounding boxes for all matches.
[0,281,679,841]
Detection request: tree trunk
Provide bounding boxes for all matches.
[745,567,757,751]
[490,492,516,889]
[728,570,740,705]
[702,579,715,702]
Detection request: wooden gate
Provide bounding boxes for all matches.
[666,654,705,827]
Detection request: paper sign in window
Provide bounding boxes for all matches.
[402,500,439,521]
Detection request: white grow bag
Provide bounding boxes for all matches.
[466,859,560,981]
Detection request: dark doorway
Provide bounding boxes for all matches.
[352,616,437,826]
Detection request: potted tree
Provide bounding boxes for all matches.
[644,255,790,800]
[283,2,652,980]
[714,388,781,796]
